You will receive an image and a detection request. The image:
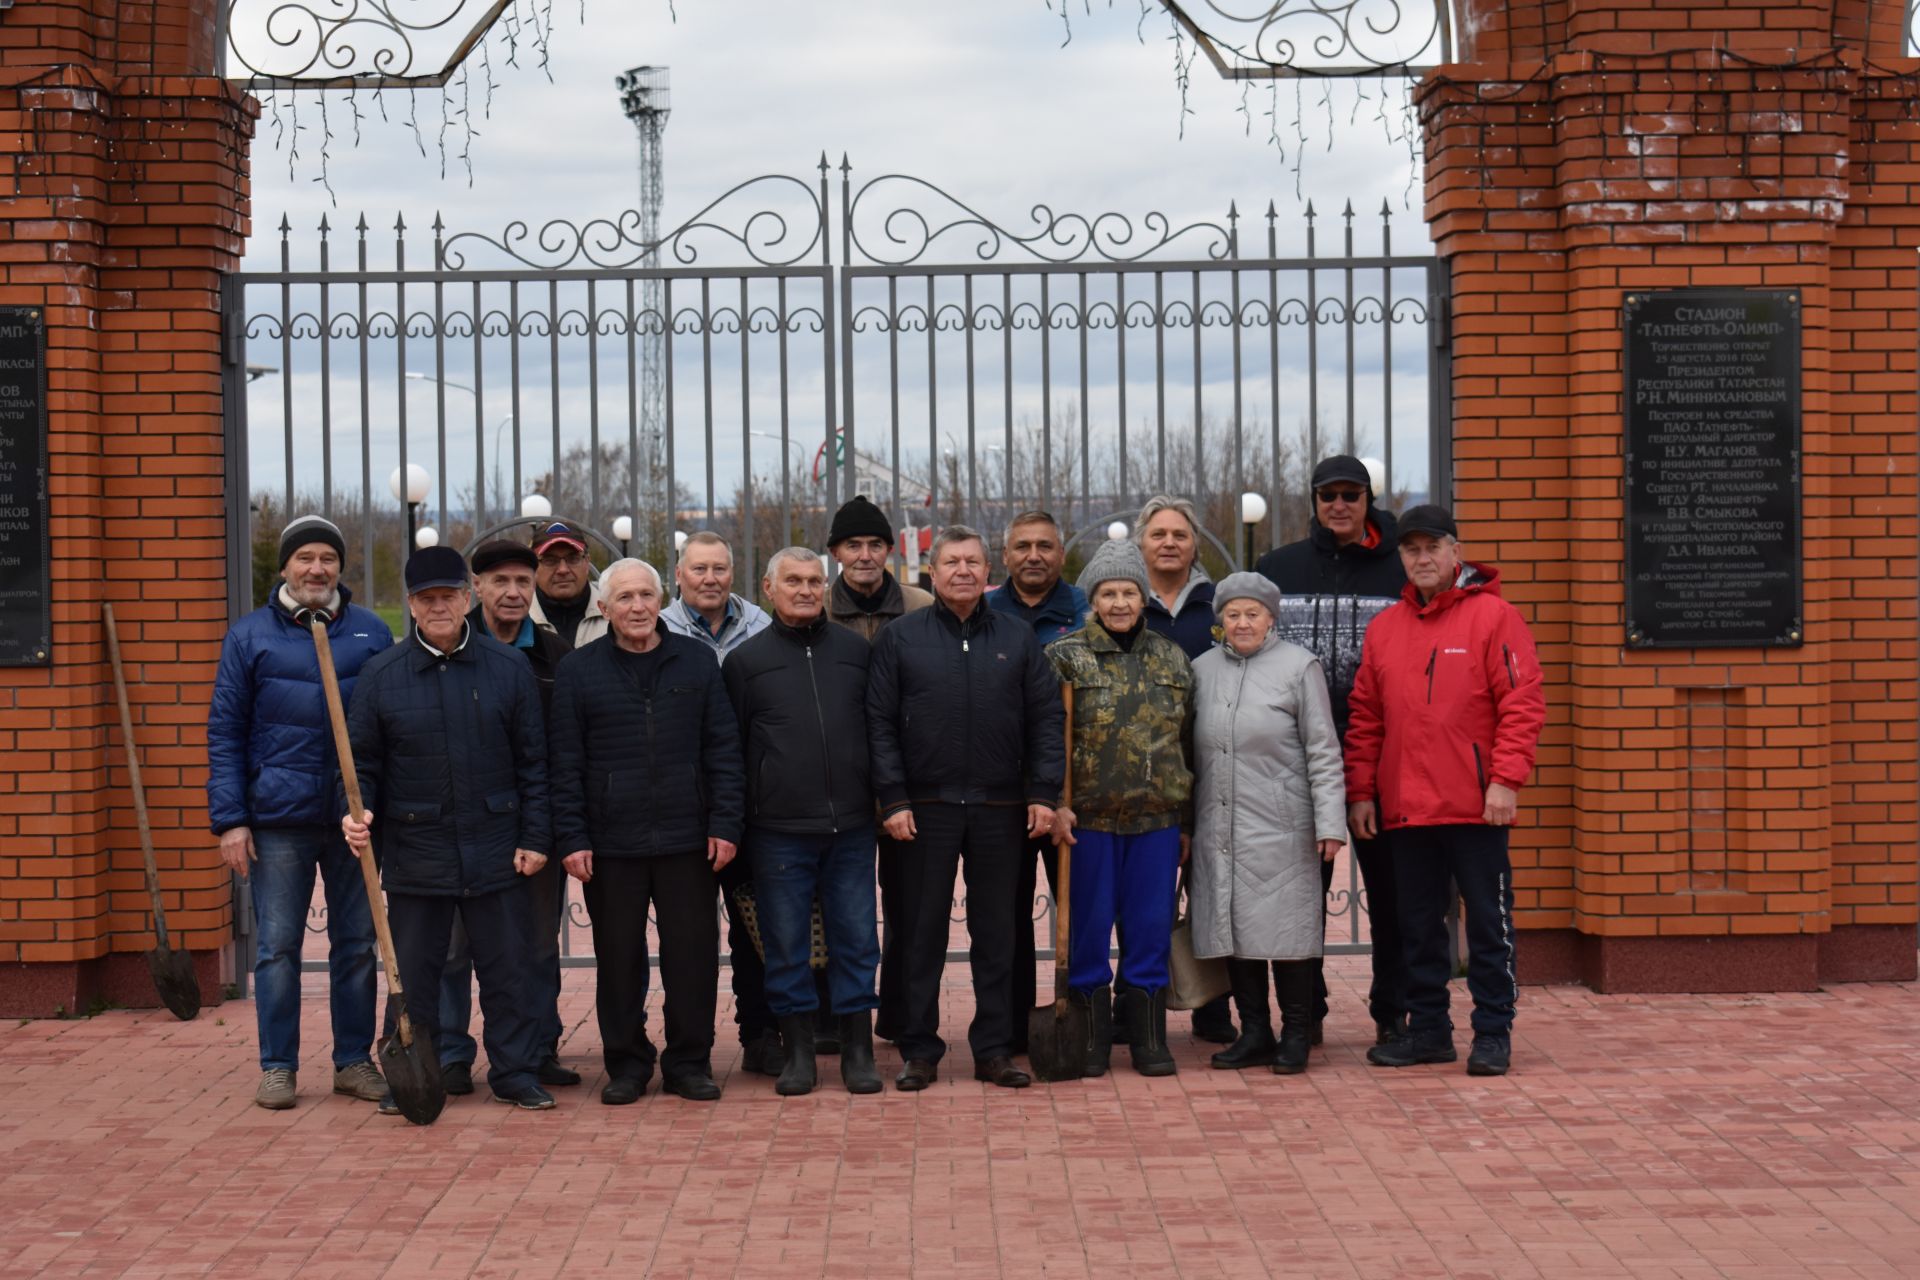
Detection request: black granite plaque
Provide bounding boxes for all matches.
[0,308,49,666]
[1623,289,1801,648]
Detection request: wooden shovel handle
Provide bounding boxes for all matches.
[103,604,169,948]
[1052,685,1073,975]
[310,619,413,1043]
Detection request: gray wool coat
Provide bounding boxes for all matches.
[1189,631,1347,962]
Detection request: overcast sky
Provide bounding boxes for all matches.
[236,1,1434,527]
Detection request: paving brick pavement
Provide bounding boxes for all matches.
[2,959,1919,1278]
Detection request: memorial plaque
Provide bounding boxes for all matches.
[0,307,49,666]
[1623,289,1801,648]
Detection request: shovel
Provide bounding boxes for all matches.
[312,618,445,1126]
[103,604,202,1022]
[1027,684,1087,1083]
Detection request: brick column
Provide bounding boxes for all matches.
[1419,0,1918,990]
[0,1,252,1015]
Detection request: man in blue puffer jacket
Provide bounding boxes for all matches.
[207,514,394,1112]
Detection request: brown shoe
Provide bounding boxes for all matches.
[972,1056,1031,1089]
[895,1060,938,1092]
[331,1060,385,1102]
[254,1068,297,1110]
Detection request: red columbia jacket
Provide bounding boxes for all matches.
[1343,562,1546,830]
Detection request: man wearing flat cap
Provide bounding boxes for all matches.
[209,514,393,1111]
[432,538,581,1098]
[341,546,558,1111]
[1343,505,1545,1078]
[530,520,609,647]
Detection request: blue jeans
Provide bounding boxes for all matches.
[750,825,880,1018]
[1066,826,1181,996]
[250,825,378,1072]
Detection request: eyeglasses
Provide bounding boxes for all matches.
[1315,488,1366,506]
[538,551,585,567]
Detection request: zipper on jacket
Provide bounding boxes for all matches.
[1503,643,1518,689]
[804,644,839,832]
[1473,743,1486,792]
[644,671,657,856]
[1425,646,1437,703]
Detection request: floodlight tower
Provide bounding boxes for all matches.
[616,66,670,512]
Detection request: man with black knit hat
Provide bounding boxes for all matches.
[208,514,394,1111]
[824,494,932,1044]
[433,537,580,1097]
[1251,455,1411,1054]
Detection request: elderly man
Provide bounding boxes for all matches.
[723,548,882,1097]
[1251,455,1410,1056]
[549,558,746,1104]
[1345,505,1545,1078]
[530,520,608,646]
[433,538,580,1097]
[342,546,556,1112]
[208,514,393,1111]
[867,525,1065,1091]
[984,509,1088,1054]
[660,531,771,658]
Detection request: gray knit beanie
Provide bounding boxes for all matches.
[1213,571,1281,617]
[279,514,346,568]
[1076,538,1150,598]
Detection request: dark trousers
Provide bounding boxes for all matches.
[894,803,1026,1065]
[716,854,776,1046]
[1393,825,1516,1037]
[876,833,905,1038]
[386,887,540,1096]
[582,852,719,1082]
[1008,833,1060,1051]
[435,857,565,1068]
[751,824,880,1017]
[1354,833,1407,1025]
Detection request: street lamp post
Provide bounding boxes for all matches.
[1239,491,1268,571]
[390,463,431,553]
[611,515,633,556]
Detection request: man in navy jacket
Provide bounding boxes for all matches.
[207,515,392,1112]
[342,546,557,1112]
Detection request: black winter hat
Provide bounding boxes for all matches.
[1395,504,1458,542]
[828,494,893,548]
[405,546,471,594]
[278,514,346,568]
[471,538,537,576]
[1310,455,1373,495]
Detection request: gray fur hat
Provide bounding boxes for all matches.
[1213,571,1281,617]
[1076,538,1150,598]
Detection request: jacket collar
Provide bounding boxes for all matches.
[771,612,830,644]
[1220,629,1284,664]
[931,595,990,636]
[1310,504,1399,560]
[990,576,1080,624]
[269,582,353,630]
[410,620,475,667]
[1400,560,1501,617]
[1148,563,1211,618]
[831,570,904,618]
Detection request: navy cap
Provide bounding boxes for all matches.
[470,538,537,576]
[405,546,471,594]
[1395,504,1458,542]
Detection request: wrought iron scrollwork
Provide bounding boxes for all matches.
[1160,0,1454,79]
[224,0,513,89]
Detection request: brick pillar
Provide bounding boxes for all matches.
[1419,0,1918,990]
[0,1,253,1015]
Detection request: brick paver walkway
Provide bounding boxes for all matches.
[3,960,1919,1278]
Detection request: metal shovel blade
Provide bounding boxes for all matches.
[146,944,201,1022]
[378,995,446,1126]
[1026,997,1088,1084]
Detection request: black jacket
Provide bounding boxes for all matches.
[548,632,746,858]
[723,616,873,834]
[1254,506,1407,735]
[865,598,1065,815]
[468,603,571,720]
[345,625,551,897]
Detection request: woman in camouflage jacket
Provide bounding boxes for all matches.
[1047,538,1194,1078]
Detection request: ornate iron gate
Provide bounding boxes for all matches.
[223,158,1450,972]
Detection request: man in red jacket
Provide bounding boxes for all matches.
[1343,504,1545,1076]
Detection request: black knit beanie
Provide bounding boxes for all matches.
[279,515,346,568]
[827,495,893,548]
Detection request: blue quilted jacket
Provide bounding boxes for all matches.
[206,589,394,834]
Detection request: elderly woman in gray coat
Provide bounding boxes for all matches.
[1189,573,1346,1074]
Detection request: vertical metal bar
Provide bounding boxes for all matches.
[357,219,372,604]
[964,273,978,527]
[701,276,715,525]
[926,275,939,521]
[626,278,639,534]
[740,275,755,586]
[1117,272,1128,507]
[433,265,447,537]
[665,277,678,571]
[318,222,332,521]
[588,278,603,534]
[1306,206,1320,468]
[888,275,901,532]
[816,157,839,525]
[1191,271,1203,506]
[777,276,791,541]
[1231,264,1244,548]
[1267,207,1281,543]
[509,281,523,512]
[1154,271,1166,492]
[394,217,409,592]
[837,157,855,514]
[548,279,561,508]
[1040,273,1051,513]
[1343,202,1357,457]
[1077,272,1089,532]
[1001,274,1013,506]
[1430,258,1452,505]
[1382,203,1395,498]
[279,221,293,515]
[472,280,485,530]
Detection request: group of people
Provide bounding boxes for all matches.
[208,455,1545,1113]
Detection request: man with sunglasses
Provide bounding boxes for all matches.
[529,521,609,648]
[1250,456,1409,1059]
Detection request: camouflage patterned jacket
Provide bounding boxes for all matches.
[1046,621,1195,834]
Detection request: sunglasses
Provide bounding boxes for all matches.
[1315,488,1366,505]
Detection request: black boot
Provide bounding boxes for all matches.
[838,1010,883,1094]
[1211,960,1277,1070]
[1108,977,1130,1046]
[1073,985,1112,1078]
[1189,993,1237,1045]
[1272,961,1313,1075]
[775,1013,817,1097]
[1122,986,1177,1077]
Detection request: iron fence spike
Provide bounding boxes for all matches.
[1305,200,1317,219]
[818,151,829,172]
[355,213,368,234]
[278,213,291,234]
[394,212,407,232]
[432,211,445,235]
[318,213,330,234]
[1381,197,1393,218]
[1266,200,1278,221]
[840,152,852,173]
[1343,199,1354,219]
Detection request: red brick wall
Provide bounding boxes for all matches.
[1424,1,1918,988]
[0,1,251,1014]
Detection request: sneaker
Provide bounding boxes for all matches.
[1366,1031,1458,1068]
[377,1092,401,1116]
[491,1084,557,1110]
[254,1068,297,1111]
[441,1062,475,1096]
[332,1060,386,1102]
[1466,1034,1511,1077]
